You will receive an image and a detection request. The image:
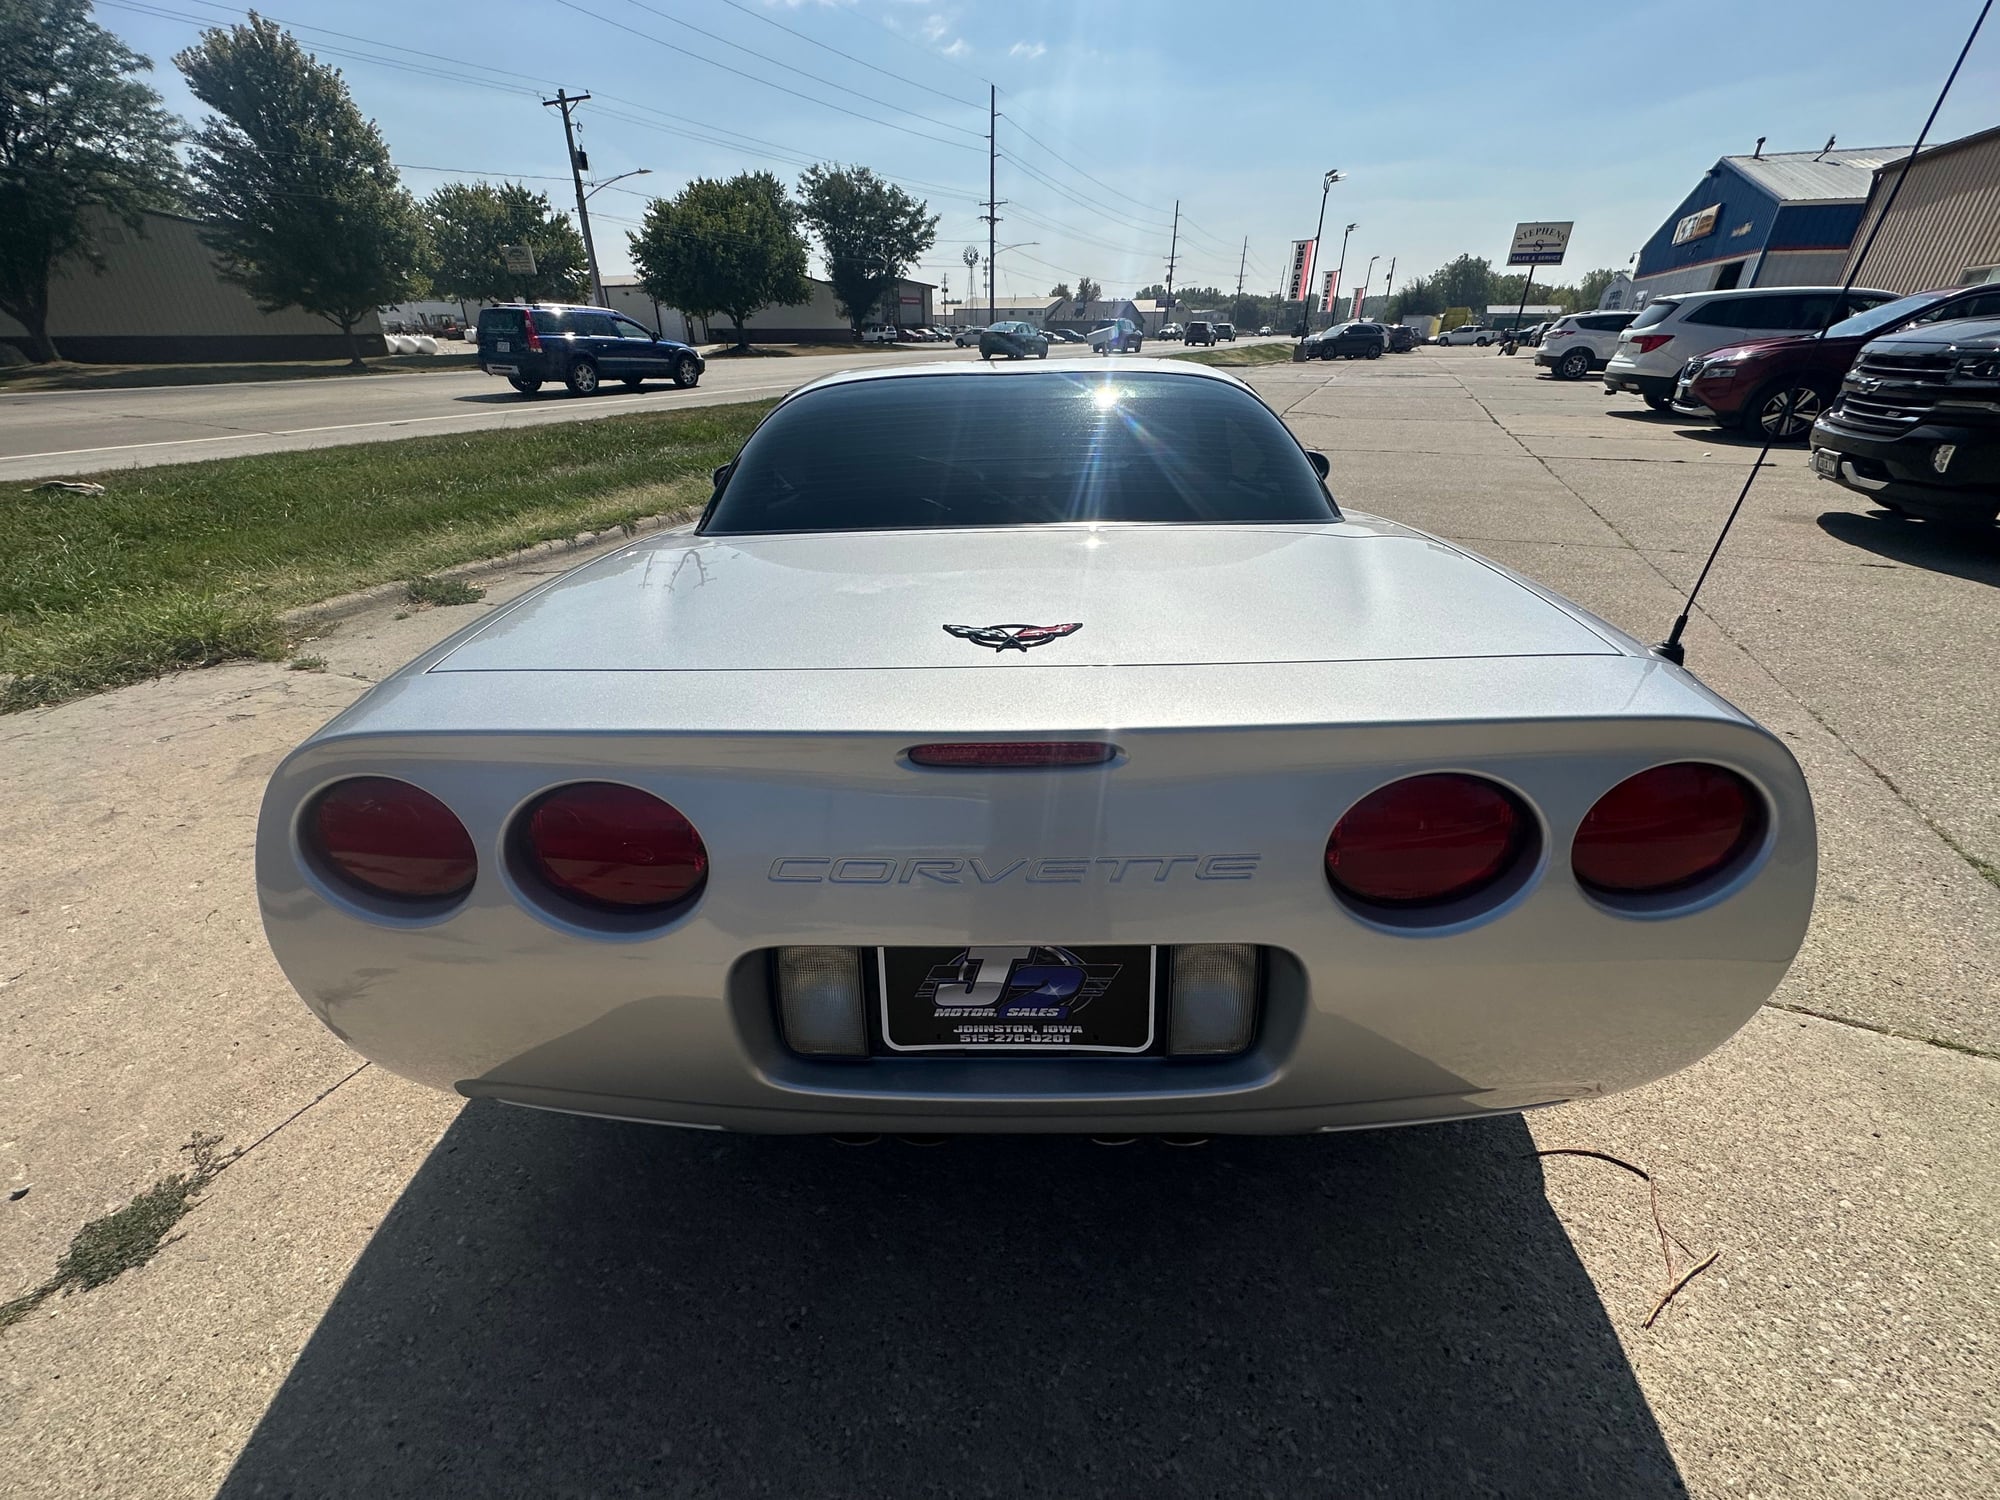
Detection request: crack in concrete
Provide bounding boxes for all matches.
[1765,1001,2000,1061]
[1441,368,2000,894]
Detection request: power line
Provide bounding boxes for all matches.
[610,0,984,142]
[1004,115,1171,219]
[547,0,982,153]
[711,0,982,110]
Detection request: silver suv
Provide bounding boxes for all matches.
[1535,311,1639,380]
[1602,285,1893,411]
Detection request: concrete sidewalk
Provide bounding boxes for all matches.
[2,349,1995,1498]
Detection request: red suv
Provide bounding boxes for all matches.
[1671,284,2000,441]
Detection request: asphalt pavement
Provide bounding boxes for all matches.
[0,336,1271,483]
[2,345,1994,1499]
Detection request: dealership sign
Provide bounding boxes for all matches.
[1321,268,1339,312]
[1286,238,1317,301]
[1507,221,1573,267]
[1672,204,1721,245]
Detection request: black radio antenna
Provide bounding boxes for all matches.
[1654,0,1992,666]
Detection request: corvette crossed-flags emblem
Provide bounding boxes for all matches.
[942,622,1084,652]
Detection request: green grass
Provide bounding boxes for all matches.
[0,400,773,711]
[1167,343,1299,368]
[2,1134,232,1335]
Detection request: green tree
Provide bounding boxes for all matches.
[796,164,938,333]
[1048,281,1071,299]
[629,171,809,347]
[1230,295,1262,329]
[1433,254,1492,320]
[176,16,424,364]
[423,181,588,306]
[1574,267,1620,311]
[1076,275,1102,305]
[0,0,183,363]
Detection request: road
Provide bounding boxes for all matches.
[0,337,1286,483]
[3,347,1995,1499]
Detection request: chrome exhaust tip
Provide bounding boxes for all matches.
[830,1133,881,1147]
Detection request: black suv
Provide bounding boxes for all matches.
[1305,321,1387,360]
[1810,316,2000,525]
[1386,324,1421,353]
[1183,321,1216,346]
[477,304,705,397]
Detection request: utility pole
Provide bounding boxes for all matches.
[1163,199,1180,320]
[980,84,1003,325]
[544,89,604,307]
[1235,237,1248,302]
[1383,255,1397,311]
[1333,222,1357,324]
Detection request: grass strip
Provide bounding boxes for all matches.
[1,399,773,711]
[1167,343,1299,369]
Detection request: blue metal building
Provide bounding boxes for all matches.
[1632,145,1909,302]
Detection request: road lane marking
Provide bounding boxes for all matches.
[1,382,801,463]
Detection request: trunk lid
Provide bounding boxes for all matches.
[431,521,1623,674]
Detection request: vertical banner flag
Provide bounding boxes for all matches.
[1321,268,1339,312]
[1286,238,1317,303]
[1350,287,1366,319]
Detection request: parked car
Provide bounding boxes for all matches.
[1809,315,2000,524]
[1257,324,1273,336]
[1184,321,1217,346]
[1305,321,1388,360]
[254,361,1816,1137]
[1671,284,2000,441]
[476,304,705,397]
[1386,324,1421,353]
[1438,324,1501,347]
[859,323,900,345]
[1536,311,1640,381]
[1602,285,1895,412]
[1216,322,1237,342]
[1046,328,1086,344]
[1159,324,1185,341]
[979,321,1050,360]
[953,327,982,348]
[1088,318,1145,354]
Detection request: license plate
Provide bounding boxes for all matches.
[495,339,511,352]
[1812,448,1840,477]
[878,945,1157,1052]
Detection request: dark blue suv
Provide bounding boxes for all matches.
[476,304,705,398]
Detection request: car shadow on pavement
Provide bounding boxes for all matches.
[214,1103,1684,1499]
[1818,507,2000,586]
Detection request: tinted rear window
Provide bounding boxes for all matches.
[1629,299,1679,330]
[703,372,1337,534]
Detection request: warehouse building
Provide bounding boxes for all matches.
[0,207,384,363]
[1839,124,2000,292]
[1631,144,1910,302]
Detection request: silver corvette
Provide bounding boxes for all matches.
[256,361,1816,1135]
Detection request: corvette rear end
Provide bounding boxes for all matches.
[256,363,1815,1134]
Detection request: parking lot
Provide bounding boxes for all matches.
[3,346,1995,1498]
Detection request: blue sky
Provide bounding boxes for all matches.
[98,0,1999,304]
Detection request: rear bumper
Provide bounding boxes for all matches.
[257,683,1816,1135]
[1603,367,1675,400]
[1811,417,2000,518]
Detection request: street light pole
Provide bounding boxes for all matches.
[1332,223,1357,326]
[1359,254,1379,317]
[1303,168,1344,336]
[583,167,651,201]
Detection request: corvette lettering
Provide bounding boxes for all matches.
[770,854,1260,884]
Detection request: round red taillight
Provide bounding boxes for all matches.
[1572,762,1762,896]
[309,777,477,901]
[1325,773,1531,908]
[521,782,708,912]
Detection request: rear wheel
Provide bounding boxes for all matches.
[1557,347,1592,381]
[1746,379,1826,442]
[565,358,599,396]
[672,353,700,388]
[1365,344,1382,359]
[507,376,542,396]
[1642,389,1674,413]
[1038,343,1048,359]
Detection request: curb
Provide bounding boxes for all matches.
[280,507,697,632]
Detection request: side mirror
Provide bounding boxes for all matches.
[711,462,733,492]
[1308,452,1330,481]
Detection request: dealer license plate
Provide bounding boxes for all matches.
[877,945,1157,1053]
[1812,448,1840,478]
